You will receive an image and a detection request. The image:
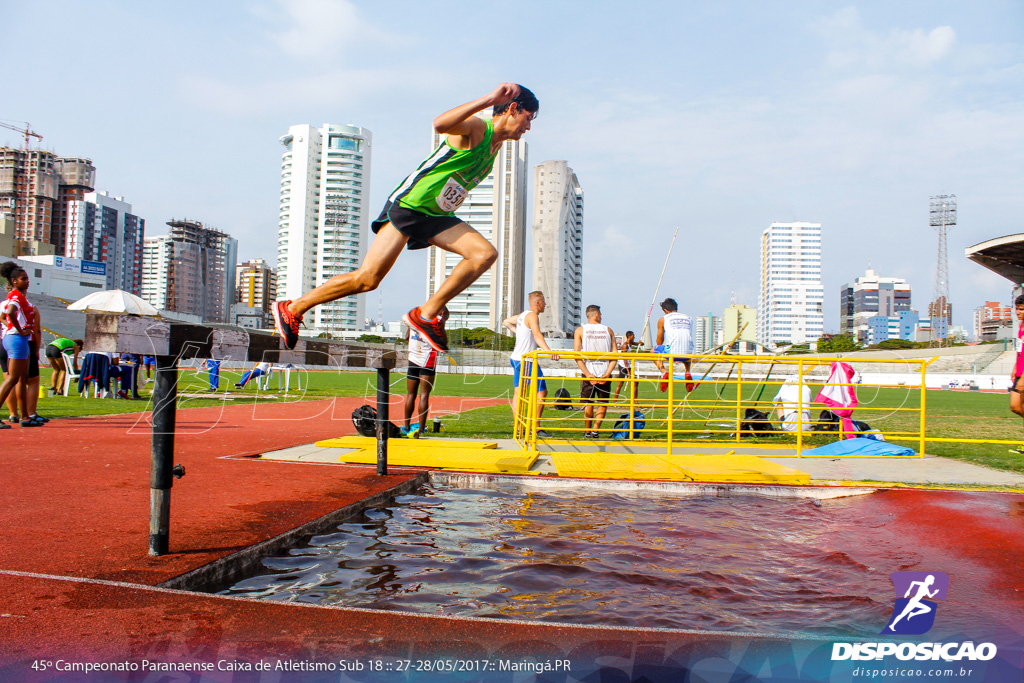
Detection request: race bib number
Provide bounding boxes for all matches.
[437,177,468,212]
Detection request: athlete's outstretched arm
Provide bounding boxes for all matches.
[433,83,521,145]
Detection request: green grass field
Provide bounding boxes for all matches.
[30,369,1024,475]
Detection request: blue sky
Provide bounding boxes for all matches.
[4,0,1022,335]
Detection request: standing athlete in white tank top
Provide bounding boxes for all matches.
[502,291,558,438]
[655,298,695,393]
[574,304,616,438]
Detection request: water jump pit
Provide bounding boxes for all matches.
[210,473,1024,645]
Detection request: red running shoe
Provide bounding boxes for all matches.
[273,300,304,350]
[685,372,695,393]
[404,306,448,352]
[659,371,669,392]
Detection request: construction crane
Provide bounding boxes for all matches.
[0,119,44,149]
[0,120,44,236]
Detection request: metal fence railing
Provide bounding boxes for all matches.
[514,350,934,457]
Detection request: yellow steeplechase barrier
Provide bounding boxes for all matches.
[516,349,935,458]
[316,436,498,449]
[332,447,538,473]
[317,438,536,473]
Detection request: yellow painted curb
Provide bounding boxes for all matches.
[336,446,537,473]
[317,435,497,449]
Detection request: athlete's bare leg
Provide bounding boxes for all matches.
[422,223,497,319]
[287,223,409,317]
[1011,377,1024,418]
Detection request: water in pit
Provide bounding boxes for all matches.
[218,481,1017,638]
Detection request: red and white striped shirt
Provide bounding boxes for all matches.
[2,290,34,337]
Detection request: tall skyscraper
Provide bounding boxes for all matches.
[531,160,583,337]
[52,158,96,255]
[277,123,370,332]
[426,125,527,331]
[757,221,823,348]
[236,258,278,314]
[66,190,144,293]
[840,268,912,343]
[141,219,237,322]
[0,147,95,255]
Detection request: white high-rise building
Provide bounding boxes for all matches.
[66,190,144,294]
[531,160,583,337]
[425,124,527,331]
[693,315,723,354]
[277,123,370,332]
[757,221,824,348]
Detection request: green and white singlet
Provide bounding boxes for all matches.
[388,118,499,217]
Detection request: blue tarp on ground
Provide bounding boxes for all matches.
[802,437,917,457]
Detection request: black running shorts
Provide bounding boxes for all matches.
[372,201,464,251]
[407,363,436,381]
[581,381,611,401]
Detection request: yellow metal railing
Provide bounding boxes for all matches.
[514,350,936,458]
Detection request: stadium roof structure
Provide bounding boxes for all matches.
[965,234,1024,284]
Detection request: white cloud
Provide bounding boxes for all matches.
[264,0,399,61]
[178,66,436,117]
[814,7,956,70]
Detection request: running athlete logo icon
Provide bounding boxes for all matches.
[882,571,949,635]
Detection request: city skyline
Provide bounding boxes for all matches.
[4,1,1022,334]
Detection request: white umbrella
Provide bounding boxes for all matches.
[67,289,159,316]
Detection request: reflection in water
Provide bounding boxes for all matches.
[218,483,998,636]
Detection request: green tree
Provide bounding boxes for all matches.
[449,327,515,351]
[874,338,917,350]
[817,333,860,353]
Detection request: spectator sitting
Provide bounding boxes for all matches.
[235,362,271,389]
[773,377,812,432]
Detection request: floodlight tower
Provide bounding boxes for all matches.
[929,194,957,345]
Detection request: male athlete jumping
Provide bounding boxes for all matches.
[274,83,538,352]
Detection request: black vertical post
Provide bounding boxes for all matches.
[376,367,389,475]
[149,355,177,556]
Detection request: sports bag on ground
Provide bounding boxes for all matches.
[351,405,402,438]
[612,410,646,439]
[741,408,776,436]
[552,387,575,410]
